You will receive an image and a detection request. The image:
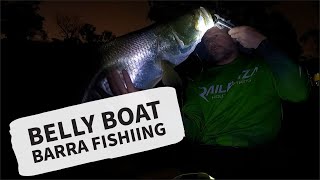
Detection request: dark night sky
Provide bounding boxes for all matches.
[39,1,152,39]
[39,1,318,40]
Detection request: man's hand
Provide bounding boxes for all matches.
[228,26,267,49]
[106,69,138,95]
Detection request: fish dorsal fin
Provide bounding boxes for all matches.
[161,60,183,88]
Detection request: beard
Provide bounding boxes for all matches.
[206,44,236,64]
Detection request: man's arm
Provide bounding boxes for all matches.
[256,39,310,102]
[181,83,203,143]
[229,26,310,102]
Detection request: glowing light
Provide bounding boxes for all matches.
[197,7,214,37]
[196,14,207,32]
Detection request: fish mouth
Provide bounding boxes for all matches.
[199,7,214,29]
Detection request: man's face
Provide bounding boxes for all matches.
[202,27,238,63]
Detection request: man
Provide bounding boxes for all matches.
[106,26,310,177]
[108,26,309,146]
[181,26,310,147]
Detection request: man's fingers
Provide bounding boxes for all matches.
[229,26,266,49]
[111,70,128,94]
[229,33,246,44]
[122,70,137,93]
[228,26,243,35]
[229,32,241,39]
[228,26,249,35]
[228,28,245,40]
[107,71,121,95]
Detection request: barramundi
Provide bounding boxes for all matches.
[82,7,214,102]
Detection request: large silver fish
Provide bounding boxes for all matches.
[82,7,214,102]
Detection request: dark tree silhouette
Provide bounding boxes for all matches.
[98,30,115,43]
[80,23,98,43]
[79,23,115,43]
[1,1,47,40]
[56,15,83,40]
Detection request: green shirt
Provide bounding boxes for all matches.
[182,54,309,147]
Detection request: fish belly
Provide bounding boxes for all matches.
[83,29,162,101]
